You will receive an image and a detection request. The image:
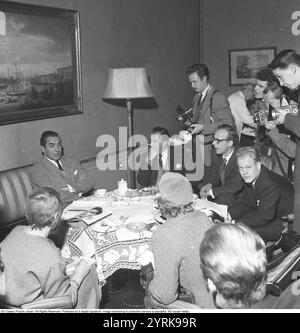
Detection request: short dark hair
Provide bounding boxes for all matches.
[256,68,277,83]
[216,124,239,147]
[40,131,60,147]
[25,187,61,230]
[151,127,170,137]
[186,63,210,80]
[269,49,300,70]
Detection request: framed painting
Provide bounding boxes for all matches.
[229,47,277,86]
[0,1,82,125]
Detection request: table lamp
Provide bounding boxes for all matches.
[103,67,154,189]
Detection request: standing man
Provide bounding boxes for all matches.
[30,131,94,203]
[269,49,300,233]
[228,82,256,140]
[199,124,243,206]
[186,64,233,182]
[229,147,294,242]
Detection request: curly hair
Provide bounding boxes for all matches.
[155,195,194,219]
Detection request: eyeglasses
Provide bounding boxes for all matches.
[213,138,229,144]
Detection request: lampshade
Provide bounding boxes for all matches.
[103,67,154,99]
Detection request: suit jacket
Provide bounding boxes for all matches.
[30,156,94,203]
[137,145,186,188]
[203,148,243,206]
[229,165,294,242]
[191,86,234,167]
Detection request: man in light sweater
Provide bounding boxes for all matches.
[228,82,257,140]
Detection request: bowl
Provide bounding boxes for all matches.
[94,189,107,197]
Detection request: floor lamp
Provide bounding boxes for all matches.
[103,67,154,189]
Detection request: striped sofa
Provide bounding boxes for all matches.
[0,165,32,235]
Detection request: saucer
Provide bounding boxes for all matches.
[126,222,147,232]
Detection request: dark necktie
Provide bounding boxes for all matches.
[220,157,227,185]
[56,160,64,171]
[159,153,163,169]
[192,93,202,123]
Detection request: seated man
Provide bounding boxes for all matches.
[137,127,185,187]
[0,187,100,308]
[229,146,294,242]
[200,223,300,309]
[147,172,214,308]
[30,131,94,203]
[199,124,243,206]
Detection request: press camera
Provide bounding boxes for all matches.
[253,102,299,125]
[176,105,195,130]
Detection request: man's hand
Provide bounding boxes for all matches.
[264,119,276,130]
[190,124,204,135]
[200,183,212,199]
[275,108,290,125]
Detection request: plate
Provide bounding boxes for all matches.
[126,222,147,232]
[92,217,120,233]
[110,200,130,208]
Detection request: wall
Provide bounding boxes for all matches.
[0,0,200,178]
[203,0,300,96]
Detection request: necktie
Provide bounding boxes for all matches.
[56,160,63,171]
[192,93,202,123]
[220,157,226,185]
[158,153,163,169]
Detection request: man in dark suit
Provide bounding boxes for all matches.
[229,146,294,242]
[199,124,243,206]
[185,64,234,186]
[30,131,94,203]
[137,127,185,187]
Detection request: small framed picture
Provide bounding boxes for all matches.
[229,47,277,86]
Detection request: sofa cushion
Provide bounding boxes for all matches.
[0,166,32,229]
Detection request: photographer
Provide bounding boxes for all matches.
[185,63,233,184]
[262,80,296,178]
[269,49,300,233]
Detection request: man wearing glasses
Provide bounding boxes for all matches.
[199,125,243,206]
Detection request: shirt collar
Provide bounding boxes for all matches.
[223,148,234,163]
[45,156,60,167]
[200,84,211,101]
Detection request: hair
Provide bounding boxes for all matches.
[264,80,284,99]
[151,127,170,137]
[241,82,255,92]
[269,49,300,70]
[200,223,267,308]
[155,196,193,219]
[186,63,210,80]
[216,124,239,147]
[236,146,260,163]
[256,68,277,83]
[40,131,60,147]
[25,187,61,230]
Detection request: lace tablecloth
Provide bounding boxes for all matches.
[61,195,156,286]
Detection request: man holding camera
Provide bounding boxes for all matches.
[186,64,233,183]
[269,49,300,233]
